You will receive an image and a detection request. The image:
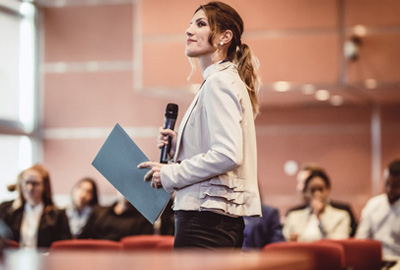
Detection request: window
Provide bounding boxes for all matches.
[0,0,38,202]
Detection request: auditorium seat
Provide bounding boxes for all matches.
[263,241,345,270]
[5,239,19,249]
[50,239,122,251]
[120,235,174,250]
[320,239,383,270]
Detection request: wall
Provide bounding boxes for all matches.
[40,0,400,220]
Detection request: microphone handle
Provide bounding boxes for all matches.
[160,118,176,163]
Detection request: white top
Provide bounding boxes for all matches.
[66,205,92,237]
[20,203,44,248]
[160,61,261,217]
[356,194,400,260]
[283,204,351,242]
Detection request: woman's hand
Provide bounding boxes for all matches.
[158,127,177,159]
[310,198,325,218]
[137,161,164,188]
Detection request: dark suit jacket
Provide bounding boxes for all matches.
[0,200,13,220]
[82,202,154,241]
[243,204,285,249]
[286,200,358,237]
[3,204,72,247]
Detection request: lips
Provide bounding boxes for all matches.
[186,39,196,44]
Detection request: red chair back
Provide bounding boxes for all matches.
[5,240,19,249]
[50,239,122,251]
[120,235,174,250]
[263,241,345,270]
[321,239,383,270]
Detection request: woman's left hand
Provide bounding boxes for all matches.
[137,161,164,188]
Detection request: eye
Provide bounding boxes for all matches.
[197,20,207,27]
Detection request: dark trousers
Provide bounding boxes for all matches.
[173,210,244,249]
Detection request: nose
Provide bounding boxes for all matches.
[185,25,194,37]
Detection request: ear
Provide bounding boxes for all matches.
[219,30,233,46]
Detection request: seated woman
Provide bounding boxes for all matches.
[283,170,351,242]
[65,177,100,239]
[2,164,71,248]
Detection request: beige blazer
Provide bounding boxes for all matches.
[160,61,261,217]
[283,204,351,242]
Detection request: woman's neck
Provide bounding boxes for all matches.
[198,50,226,73]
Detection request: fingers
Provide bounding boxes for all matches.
[137,162,163,188]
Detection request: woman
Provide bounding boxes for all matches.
[283,170,351,242]
[138,1,261,248]
[65,177,100,239]
[2,164,71,248]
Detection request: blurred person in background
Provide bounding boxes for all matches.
[283,170,351,242]
[242,203,285,250]
[356,159,400,260]
[87,192,154,241]
[287,164,357,236]
[2,164,71,248]
[65,177,100,239]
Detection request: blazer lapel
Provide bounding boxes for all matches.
[173,88,202,161]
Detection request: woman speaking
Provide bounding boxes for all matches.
[138,1,262,249]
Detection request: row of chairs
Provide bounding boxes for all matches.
[6,235,175,251]
[6,237,390,270]
[263,239,385,270]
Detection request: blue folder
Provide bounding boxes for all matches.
[92,123,172,224]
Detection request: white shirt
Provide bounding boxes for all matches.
[356,194,400,260]
[66,205,92,237]
[20,202,44,248]
[283,204,351,242]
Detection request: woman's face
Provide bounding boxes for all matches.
[72,181,94,208]
[21,169,45,205]
[185,9,215,58]
[304,176,330,203]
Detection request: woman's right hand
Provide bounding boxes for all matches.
[157,127,177,158]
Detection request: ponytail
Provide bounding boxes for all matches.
[235,43,261,117]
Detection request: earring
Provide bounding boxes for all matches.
[219,41,223,46]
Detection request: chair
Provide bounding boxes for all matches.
[263,241,345,270]
[50,239,122,251]
[320,239,383,270]
[120,235,174,250]
[4,239,19,249]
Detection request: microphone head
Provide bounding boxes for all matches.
[165,103,178,119]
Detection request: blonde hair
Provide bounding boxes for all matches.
[195,1,261,117]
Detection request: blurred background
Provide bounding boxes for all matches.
[1,0,399,221]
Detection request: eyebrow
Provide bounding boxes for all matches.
[190,17,207,24]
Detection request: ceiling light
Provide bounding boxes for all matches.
[273,81,291,92]
[353,25,367,37]
[364,79,377,90]
[329,95,344,106]
[315,89,330,101]
[301,84,316,95]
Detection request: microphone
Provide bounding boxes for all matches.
[160,103,178,163]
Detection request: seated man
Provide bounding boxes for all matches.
[242,203,285,249]
[287,164,357,236]
[356,159,400,260]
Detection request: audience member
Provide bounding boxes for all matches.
[0,176,20,220]
[356,159,400,260]
[2,164,71,248]
[87,192,154,241]
[242,203,285,249]
[287,164,357,236]
[65,177,100,239]
[283,170,351,242]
